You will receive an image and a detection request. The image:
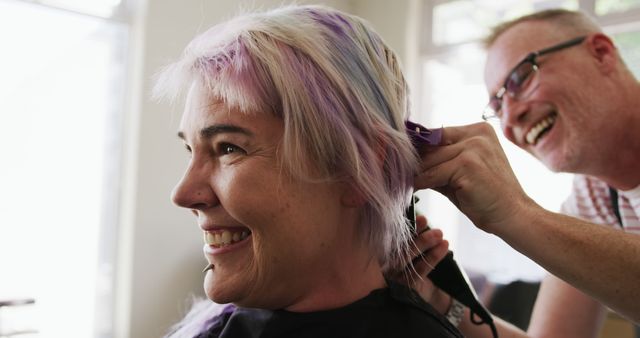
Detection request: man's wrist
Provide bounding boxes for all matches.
[429,289,452,315]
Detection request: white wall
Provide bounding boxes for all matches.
[352,0,413,66]
[120,1,415,337]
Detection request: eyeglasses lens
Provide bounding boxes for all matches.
[488,97,501,112]
[506,61,536,98]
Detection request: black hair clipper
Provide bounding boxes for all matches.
[407,195,498,337]
[404,120,498,337]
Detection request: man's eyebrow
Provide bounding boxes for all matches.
[177,124,253,141]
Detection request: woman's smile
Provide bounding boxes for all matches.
[204,228,251,248]
[203,228,252,255]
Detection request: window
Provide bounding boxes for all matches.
[0,0,128,337]
[417,0,640,283]
[596,0,640,15]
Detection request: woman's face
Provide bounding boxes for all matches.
[173,91,361,310]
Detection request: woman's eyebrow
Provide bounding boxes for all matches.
[200,124,254,139]
[177,124,254,141]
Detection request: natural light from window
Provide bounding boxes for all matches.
[0,0,126,337]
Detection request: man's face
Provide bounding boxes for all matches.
[484,22,611,174]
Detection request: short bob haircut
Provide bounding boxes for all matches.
[154,5,418,274]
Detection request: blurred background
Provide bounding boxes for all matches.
[1,0,639,337]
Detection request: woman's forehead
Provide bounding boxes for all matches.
[181,96,283,140]
[181,93,225,127]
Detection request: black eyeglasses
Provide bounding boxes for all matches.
[482,36,587,121]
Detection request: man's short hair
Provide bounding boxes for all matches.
[483,8,602,48]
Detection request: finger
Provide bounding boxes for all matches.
[414,150,466,191]
[420,137,463,170]
[415,214,429,233]
[420,128,496,171]
[437,122,495,145]
[412,240,449,276]
[410,228,444,266]
[420,123,498,171]
[412,227,443,251]
[429,241,449,265]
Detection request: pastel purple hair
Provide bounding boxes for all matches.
[155,5,420,335]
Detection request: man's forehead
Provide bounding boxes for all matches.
[504,21,562,44]
[483,21,559,91]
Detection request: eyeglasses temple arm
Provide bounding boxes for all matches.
[536,36,587,57]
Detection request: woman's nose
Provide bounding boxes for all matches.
[171,161,218,211]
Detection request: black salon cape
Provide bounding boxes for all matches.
[195,281,463,338]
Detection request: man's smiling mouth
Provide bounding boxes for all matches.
[526,112,557,145]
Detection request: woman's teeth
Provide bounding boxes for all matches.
[526,114,557,145]
[204,229,250,247]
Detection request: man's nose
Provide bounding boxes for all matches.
[500,94,530,126]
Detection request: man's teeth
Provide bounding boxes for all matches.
[204,230,250,247]
[526,115,557,145]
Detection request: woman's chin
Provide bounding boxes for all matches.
[204,275,256,307]
[204,274,233,304]
[204,287,235,305]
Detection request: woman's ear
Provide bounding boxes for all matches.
[341,128,388,208]
[341,184,366,207]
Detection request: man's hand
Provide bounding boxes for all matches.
[393,215,451,313]
[415,123,535,233]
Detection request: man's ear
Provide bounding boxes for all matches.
[586,33,618,73]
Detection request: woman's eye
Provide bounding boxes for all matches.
[218,143,244,155]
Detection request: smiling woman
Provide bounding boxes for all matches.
[152,4,461,338]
